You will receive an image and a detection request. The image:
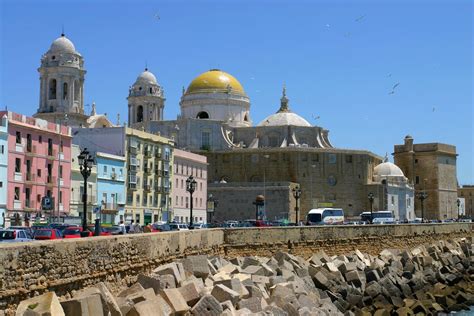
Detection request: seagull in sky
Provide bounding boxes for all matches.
[355,15,366,22]
[392,82,400,90]
[155,13,160,20]
[312,114,321,120]
[387,73,392,77]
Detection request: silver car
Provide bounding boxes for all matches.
[0,229,33,243]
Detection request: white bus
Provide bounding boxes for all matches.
[306,208,344,225]
[360,211,395,224]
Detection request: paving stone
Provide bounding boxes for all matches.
[191,295,223,316]
[16,292,65,316]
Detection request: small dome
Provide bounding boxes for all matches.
[186,69,245,95]
[49,34,76,53]
[258,112,311,127]
[136,69,158,85]
[374,162,405,177]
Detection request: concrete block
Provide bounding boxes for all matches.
[160,288,190,314]
[117,283,145,298]
[60,294,104,316]
[181,275,205,291]
[126,298,167,316]
[211,284,240,305]
[137,274,163,294]
[215,278,249,298]
[241,265,264,275]
[191,295,223,316]
[312,271,329,290]
[242,257,261,269]
[218,263,238,275]
[263,305,288,316]
[153,262,183,285]
[181,255,211,279]
[251,275,270,285]
[220,300,236,314]
[95,282,122,316]
[127,288,156,304]
[178,282,201,307]
[16,292,65,316]
[237,297,266,313]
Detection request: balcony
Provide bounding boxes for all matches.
[143,184,151,191]
[111,172,117,180]
[102,203,118,210]
[162,170,169,177]
[14,172,22,182]
[128,183,137,190]
[25,145,37,156]
[154,185,162,192]
[144,150,152,158]
[144,166,150,174]
[154,169,162,176]
[128,147,137,154]
[155,152,162,159]
[15,143,24,153]
[25,173,36,183]
[47,176,56,186]
[47,149,57,160]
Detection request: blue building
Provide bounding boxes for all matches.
[95,152,126,225]
[0,115,8,227]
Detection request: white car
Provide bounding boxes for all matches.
[169,223,189,231]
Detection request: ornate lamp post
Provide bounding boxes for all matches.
[367,192,375,224]
[186,175,197,229]
[292,185,302,225]
[78,148,94,233]
[417,191,428,222]
[456,198,461,220]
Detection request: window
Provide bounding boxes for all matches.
[37,169,41,177]
[37,194,41,203]
[328,154,337,164]
[16,131,21,144]
[201,131,210,149]
[136,194,140,205]
[26,134,32,152]
[391,196,395,205]
[59,166,63,179]
[197,111,209,119]
[181,196,183,206]
[415,159,418,164]
[39,136,42,143]
[0,145,3,154]
[63,82,68,100]
[185,197,189,208]
[0,182,2,188]
[103,166,107,174]
[59,140,63,153]
[137,106,143,122]
[345,155,353,163]
[135,214,140,223]
[49,79,57,99]
[48,138,53,156]
[59,191,63,203]
[14,187,20,200]
[415,176,420,184]
[175,196,178,206]
[176,178,178,188]
[15,158,21,172]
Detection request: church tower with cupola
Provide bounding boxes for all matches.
[127,68,165,129]
[35,33,88,126]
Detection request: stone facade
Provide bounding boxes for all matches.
[208,182,299,223]
[458,185,474,218]
[0,111,72,227]
[0,115,7,227]
[393,136,458,220]
[172,149,208,224]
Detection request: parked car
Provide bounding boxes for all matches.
[87,226,113,236]
[169,223,189,231]
[104,226,125,235]
[63,227,92,238]
[151,223,172,232]
[34,228,62,240]
[8,226,35,238]
[0,229,34,243]
[191,223,205,229]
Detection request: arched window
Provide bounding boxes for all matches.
[49,79,57,99]
[74,80,80,101]
[244,113,249,122]
[137,106,143,122]
[63,82,68,100]
[149,87,153,94]
[196,111,209,119]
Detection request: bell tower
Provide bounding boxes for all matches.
[35,33,87,126]
[127,68,165,129]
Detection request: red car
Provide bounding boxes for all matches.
[34,229,62,240]
[87,226,112,236]
[63,227,92,238]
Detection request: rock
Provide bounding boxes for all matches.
[95,282,122,316]
[127,298,167,316]
[153,262,184,285]
[263,305,288,316]
[160,288,190,314]
[16,292,65,316]
[181,255,211,279]
[117,283,145,298]
[137,274,163,294]
[191,295,223,316]
[312,271,329,290]
[127,288,156,304]
[211,284,240,305]
[237,297,266,313]
[178,282,201,307]
[61,294,104,316]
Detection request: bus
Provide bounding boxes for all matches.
[360,211,395,224]
[306,208,344,225]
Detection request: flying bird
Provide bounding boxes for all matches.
[388,90,395,95]
[155,13,160,20]
[392,82,400,90]
[387,73,392,78]
[355,15,366,22]
[432,107,436,112]
[312,114,321,120]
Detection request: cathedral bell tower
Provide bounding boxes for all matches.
[35,33,87,126]
[127,68,165,129]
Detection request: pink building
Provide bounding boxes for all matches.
[1,111,71,227]
[172,149,208,224]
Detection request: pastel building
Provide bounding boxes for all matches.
[0,115,8,226]
[172,149,208,224]
[72,126,174,225]
[0,111,71,227]
[95,151,126,225]
[70,144,97,223]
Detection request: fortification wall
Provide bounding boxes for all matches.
[0,223,472,309]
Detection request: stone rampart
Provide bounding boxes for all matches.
[0,223,472,309]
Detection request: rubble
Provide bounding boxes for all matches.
[14,237,474,315]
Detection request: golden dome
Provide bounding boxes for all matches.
[186,69,245,95]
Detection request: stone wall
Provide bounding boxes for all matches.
[0,223,472,310]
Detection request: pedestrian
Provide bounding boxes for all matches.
[118,220,126,234]
[129,220,135,234]
[133,220,142,233]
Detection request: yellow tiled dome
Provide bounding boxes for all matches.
[186,69,245,95]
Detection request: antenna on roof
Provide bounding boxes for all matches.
[145,60,148,71]
[61,24,65,37]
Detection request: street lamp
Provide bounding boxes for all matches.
[292,185,302,225]
[456,199,461,220]
[417,191,428,222]
[367,192,375,224]
[186,175,197,229]
[78,148,94,234]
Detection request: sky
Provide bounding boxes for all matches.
[1,0,473,184]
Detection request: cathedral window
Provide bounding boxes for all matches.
[149,87,153,94]
[201,131,210,149]
[244,114,249,122]
[49,79,57,99]
[137,106,144,122]
[197,111,209,119]
[63,83,68,100]
[74,80,80,101]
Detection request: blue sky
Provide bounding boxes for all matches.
[1,0,472,184]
